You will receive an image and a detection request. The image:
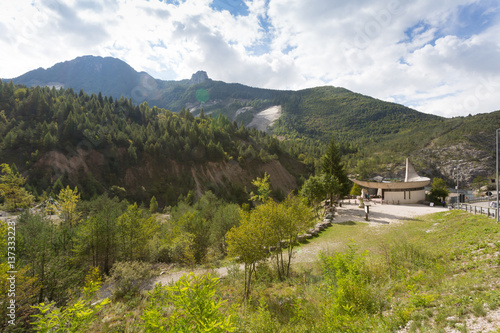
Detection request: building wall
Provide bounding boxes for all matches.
[383,189,426,204]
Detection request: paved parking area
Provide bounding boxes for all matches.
[336,201,449,225]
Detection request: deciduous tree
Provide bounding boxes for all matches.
[250,172,271,203]
[429,178,450,204]
[57,185,80,227]
[150,195,159,213]
[227,193,314,297]
[272,194,314,280]
[226,207,271,300]
[300,174,326,212]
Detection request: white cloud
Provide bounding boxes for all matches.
[0,0,499,117]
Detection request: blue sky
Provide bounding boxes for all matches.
[1,0,499,117]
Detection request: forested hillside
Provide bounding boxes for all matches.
[273,86,441,142]
[7,55,500,188]
[0,80,309,206]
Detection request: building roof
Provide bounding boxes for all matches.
[350,179,430,190]
[350,158,430,190]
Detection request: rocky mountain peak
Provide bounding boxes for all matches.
[190,71,209,84]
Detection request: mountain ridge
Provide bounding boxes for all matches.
[6,55,427,117]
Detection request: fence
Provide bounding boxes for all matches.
[454,203,497,219]
[465,197,495,204]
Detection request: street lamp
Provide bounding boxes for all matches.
[496,129,499,222]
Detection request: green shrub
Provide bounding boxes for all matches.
[169,233,196,266]
[31,267,110,332]
[156,243,173,263]
[141,272,235,332]
[319,243,385,332]
[320,243,380,315]
[238,298,280,333]
[107,261,153,300]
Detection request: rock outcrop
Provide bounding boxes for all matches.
[190,71,210,84]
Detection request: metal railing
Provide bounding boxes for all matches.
[465,197,495,204]
[453,203,497,219]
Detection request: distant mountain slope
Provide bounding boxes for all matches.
[11,55,155,100]
[7,56,437,135]
[7,56,287,127]
[272,86,442,142]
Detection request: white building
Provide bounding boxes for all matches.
[351,158,430,204]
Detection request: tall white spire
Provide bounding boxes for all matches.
[405,158,430,182]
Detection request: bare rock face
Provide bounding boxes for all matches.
[369,143,493,189]
[411,143,494,187]
[190,71,209,84]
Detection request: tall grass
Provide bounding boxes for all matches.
[220,210,500,332]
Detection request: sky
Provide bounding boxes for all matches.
[1,0,500,118]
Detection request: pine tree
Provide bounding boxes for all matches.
[52,177,64,196]
[321,136,350,203]
[150,195,159,213]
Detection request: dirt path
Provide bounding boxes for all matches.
[153,266,234,286]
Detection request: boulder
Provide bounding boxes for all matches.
[308,228,318,237]
[322,221,332,227]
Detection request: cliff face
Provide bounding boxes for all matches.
[32,148,305,204]
[411,143,494,186]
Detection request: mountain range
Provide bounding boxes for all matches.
[8,55,435,135]
[5,55,500,189]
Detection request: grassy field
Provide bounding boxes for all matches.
[217,210,500,332]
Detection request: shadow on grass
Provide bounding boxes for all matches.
[335,221,358,226]
[368,220,390,225]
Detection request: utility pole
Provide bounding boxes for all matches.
[497,129,499,222]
